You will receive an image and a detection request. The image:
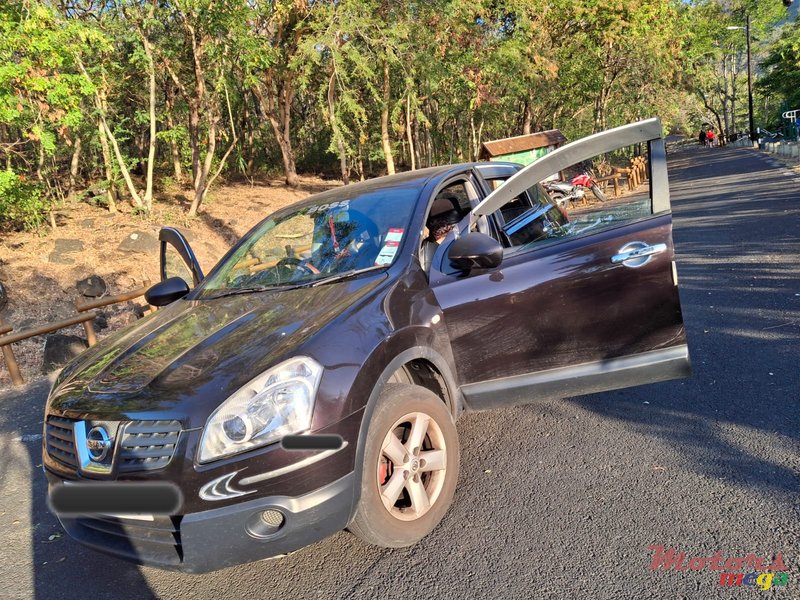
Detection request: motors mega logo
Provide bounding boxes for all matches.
[647,545,790,591]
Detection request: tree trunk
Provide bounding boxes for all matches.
[254,83,298,187]
[188,102,202,192]
[327,71,349,184]
[101,117,144,209]
[405,94,416,171]
[164,89,183,184]
[242,100,255,179]
[141,31,157,211]
[412,115,422,169]
[188,116,216,217]
[522,99,533,135]
[96,118,117,213]
[380,58,395,175]
[36,141,44,182]
[68,134,81,200]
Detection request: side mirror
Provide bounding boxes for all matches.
[144,277,191,307]
[159,227,204,285]
[447,232,503,272]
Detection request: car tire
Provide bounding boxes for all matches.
[348,383,459,548]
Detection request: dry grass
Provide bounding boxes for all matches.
[0,176,339,389]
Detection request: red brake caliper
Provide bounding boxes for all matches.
[379,456,391,485]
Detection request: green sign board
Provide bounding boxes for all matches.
[488,146,552,166]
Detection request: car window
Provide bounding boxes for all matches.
[197,185,419,292]
[489,143,653,255]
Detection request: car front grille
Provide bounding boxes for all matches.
[118,420,182,473]
[45,416,182,474]
[68,514,183,565]
[45,416,79,468]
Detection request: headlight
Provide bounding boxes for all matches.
[198,357,323,463]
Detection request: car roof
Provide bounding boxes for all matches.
[268,161,524,219]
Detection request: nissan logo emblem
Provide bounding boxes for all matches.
[86,426,112,462]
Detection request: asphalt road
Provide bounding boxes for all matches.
[1,144,798,600]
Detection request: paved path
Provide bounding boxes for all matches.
[1,144,798,599]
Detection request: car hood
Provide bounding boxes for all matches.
[48,275,386,423]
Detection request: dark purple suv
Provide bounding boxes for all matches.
[43,119,689,572]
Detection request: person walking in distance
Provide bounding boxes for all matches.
[706,128,716,148]
[699,129,707,147]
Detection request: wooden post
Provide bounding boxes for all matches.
[1,345,23,386]
[0,319,23,387]
[83,320,97,347]
[75,301,97,347]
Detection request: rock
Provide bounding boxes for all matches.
[94,312,109,331]
[76,275,107,298]
[132,303,149,319]
[0,281,7,312]
[49,239,84,264]
[117,231,159,255]
[42,334,88,373]
[48,252,75,265]
[53,239,85,254]
[79,218,95,229]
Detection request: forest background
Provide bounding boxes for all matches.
[0,0,798,229]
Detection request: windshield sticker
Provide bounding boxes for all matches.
[385,228,404,243]
[374,241,400,266]
[306,200,350,216]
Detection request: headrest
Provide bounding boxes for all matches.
[430,194,462,218]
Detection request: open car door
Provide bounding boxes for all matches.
[430,118,690,409]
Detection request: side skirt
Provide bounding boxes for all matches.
[461,345,691,410]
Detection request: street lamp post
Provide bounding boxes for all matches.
[746,15,756,143]
[727,17,757,146]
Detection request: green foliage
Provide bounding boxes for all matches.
[1,0,795,226]
[0,169,50,230]
[758,25,800,120]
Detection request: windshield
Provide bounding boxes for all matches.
[198,184,420,294]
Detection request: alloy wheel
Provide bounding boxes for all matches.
[377,411,447,521]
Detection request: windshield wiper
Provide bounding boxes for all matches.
[202,282,312,300]
[309,265,388,287]
[202,266,387,299]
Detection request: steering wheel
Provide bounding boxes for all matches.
[275,256,317,281]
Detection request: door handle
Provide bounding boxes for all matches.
[611,242,667,267]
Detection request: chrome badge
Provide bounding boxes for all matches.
[86,426,112,462]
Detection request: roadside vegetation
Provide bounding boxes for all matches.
[0,0,797,231]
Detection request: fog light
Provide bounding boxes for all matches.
[246,509,285,539]
[260,510,284,528]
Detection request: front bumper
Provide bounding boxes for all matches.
[46,470,356,573]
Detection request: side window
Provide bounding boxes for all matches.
[493,143,653,254]
[423,178,485,273]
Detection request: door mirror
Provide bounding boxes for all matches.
[158,227,204,286]
[447,232,503,272]
[144,276,191,307]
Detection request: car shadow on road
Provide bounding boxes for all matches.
[571,145,799,500]
[0,379,158,600]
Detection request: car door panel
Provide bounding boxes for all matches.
[430,118,690,409]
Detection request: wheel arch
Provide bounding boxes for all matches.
[348,345,463,522]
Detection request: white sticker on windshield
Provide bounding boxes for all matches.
[385,228,404,243]
[374,241,400,266]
